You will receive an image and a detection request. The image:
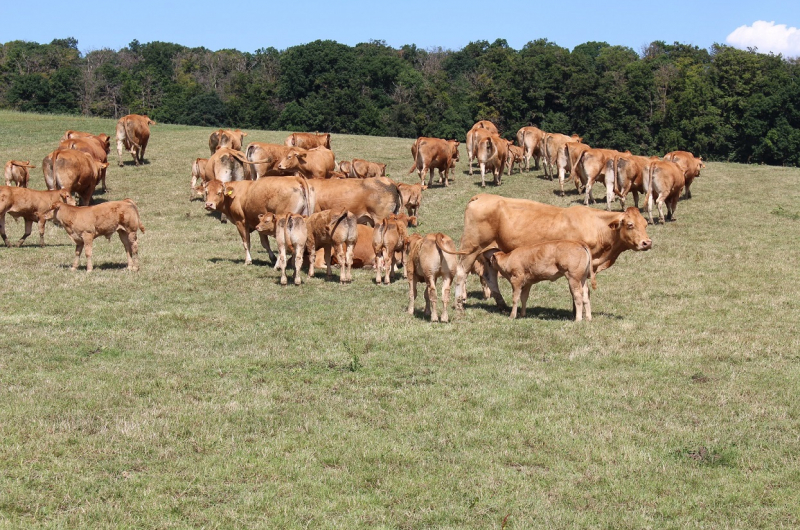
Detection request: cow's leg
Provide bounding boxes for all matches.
[425,276,437,321]
[375,250,384,284]
[257,232,276,264]
[278,240,288,285]
[292,245,303,285]
[139,141,148,164]
[632,190,640,209]
[325,245,334,279]
[481,260,507,309]
[382,248,392,284]
[509,277,523,319]
[427,167,435,188]
[234,223,253,265]
[455,250,507,310]
[306,243,316,278]
[118,230,134,270]
[347,242,355,282]
[604,169,616,211]
[83,236,94,272]
[519,283,533,319]
[100,166,107,192]
[494,167,502,186]
[37,216,47,247]
[584,175,595,205]
[468,149,474,175]
[72,239,84,271]
[480,162,487,188]
[568,275,584,322]
[558,164,567,196]
[656,197,667,224]
[440,276,452,323]
[583,280,592,321]
[0,213,9,247]
[117,139,125,167]
[646,193,656,225]
[80,188,93,206]
[667,194,679,222]
[407,275,417,315]
[17,219,34,247]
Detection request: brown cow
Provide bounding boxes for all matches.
[404,232,459,323]
[205,148,256,183]
[506,143,524,175]
[245,142,294,178]
[209,129,247,154]
[61,131,111,154]
[308,177,401,225]
[349,158,386,179]
[46,149,108,205]
[474,130,509,187]
[663,151,704,199]
[277,147,335,179]
[643,158,685,224]
[305,208,358,283]
[452,194,652,310]
[516,126,545,171]
[557,141,590,196]
[59,137,109,191]
[116,114,155,166]
[410,137,460,187]
[542,133,583,181]
[49,199,145,272]
[611,152,649,209]
[466,121,498,175]
[372,213,412,285]
[484,241,594,321]
[338,160,353,175]
[203,177,314,265]
[396,182,426,218]
[313,224,377,269]
[574,148,621,210]
[5,160,35,187]
[1,186,75,247]
[255,212,308,285]
[285,132,331,150]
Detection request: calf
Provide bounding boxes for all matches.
[409,137,460,187]
[190,158,208,197]
[1,187,75,247]
[46,149,108,205]
[506,143,524,175]
[61,131,111,154]
[245,142,294,178]
[338,160,353,176]
[5,160,35,187]
[485,241,594,321]
[256,212,308,285]
[209,129,247,154]
[372,213,411,285]
[277,147,336,179]
[475,130,509,187]
[404,233,459,323]
[50,199,145,272]
[663,151,704,199]
[305,208,358,283]
[285,132,331,150]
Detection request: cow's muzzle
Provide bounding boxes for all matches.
[639,239,652,251]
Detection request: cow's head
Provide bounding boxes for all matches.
[255,212,278,235]
[144,116,156,125]
[59,190,77,206]
[612,207,652,251]
[449,140,460,162]
[277,150,304,171]
[204,180,226,211]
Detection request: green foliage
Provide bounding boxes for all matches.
[1,36,799,164]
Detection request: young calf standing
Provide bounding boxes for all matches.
[5,160,35,187]
[404,233,459,323]
[1,187,75,247]
[305,208,358,283]
[372,213,413,285]
[256,212,308,286]
[485,240,594,321]
[50,199,145,272]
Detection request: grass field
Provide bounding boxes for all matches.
[1,109,799,529]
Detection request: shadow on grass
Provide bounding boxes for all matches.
[119,159,151,167]
[208,257,274,267]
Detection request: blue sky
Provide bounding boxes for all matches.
[2,0,799,56]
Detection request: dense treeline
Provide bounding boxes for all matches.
[2,37,799,165]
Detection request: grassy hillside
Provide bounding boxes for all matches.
[1,110,799,529]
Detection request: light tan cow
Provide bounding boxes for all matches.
[308,177,401,225]
[542,133,583,181]
[209,129,247,154]
[404,232,459,323]
[4,160,35,187]
[116,114,155,166]
[285,132,331,150]
[46,149,108,205]
[556,141,590,196]
[452,194,652,310]
[204,148,255,183]
[61,131,111,155]
[574,148,621,210]
[338,160,353,176]
[245,142,294,178]
[409,137,460,187]
[484,241,594,321]
[396,181,426,218]
[277,147,336,179]
[663,151,704,199]
[190,158,209,197]
[516,126,545,171]
[474,130,509,187]
[1,186,75,247]
[305,208,358,283]
[466,121,498,175]
[255,212,308,285]
[50,198,145,272]
[349,158,386,179]
[59,137,109,191]
[611,152,649,209]
[643,157,685,224]
[506,143,524,175]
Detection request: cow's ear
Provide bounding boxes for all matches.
[608,218,622,231]
[407,216,418,227]
[225,187,235,198]
[258,213,264,221]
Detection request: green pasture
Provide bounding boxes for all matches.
[1,110,799,528]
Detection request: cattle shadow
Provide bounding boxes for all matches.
[9,242,74,249]
[208,257,274,267]
[119,160,151,167]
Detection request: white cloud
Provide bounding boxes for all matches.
[726,20,800,57]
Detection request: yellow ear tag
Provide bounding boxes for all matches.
[225,189,233,196]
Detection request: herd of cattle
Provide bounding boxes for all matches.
[1,114,706,321]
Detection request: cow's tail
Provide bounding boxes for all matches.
[645,160,655,212]
[436,236,471,256]
[583,245,596,290]
[51,150,61,189]
[123,198,146,233]
[11,160,36,169]
[124,117,140,152]
[298,176,313,216]
[227,149,270,166]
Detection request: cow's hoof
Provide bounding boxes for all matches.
[280,278,288,286]
[70,266,77,271]
[441,315,449,323]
